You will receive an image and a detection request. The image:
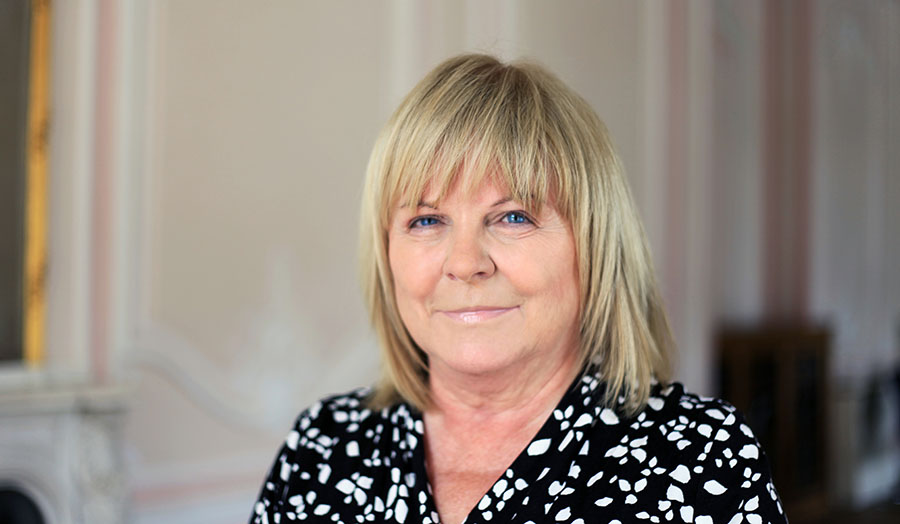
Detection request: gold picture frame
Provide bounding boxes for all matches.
[1,0,49,366]
[25,0,50,367]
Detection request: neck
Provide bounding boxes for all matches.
[421,350,581,524]
[426,348,580,426]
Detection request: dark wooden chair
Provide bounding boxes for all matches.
[717,325,830,522]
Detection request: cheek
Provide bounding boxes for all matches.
[555,249,581,312]
[388,238,438,304]
[541,260,580,308]
[501,240,579,301]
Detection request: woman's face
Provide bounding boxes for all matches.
[388,174,581,383]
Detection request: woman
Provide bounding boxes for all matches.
[250,54,787,524]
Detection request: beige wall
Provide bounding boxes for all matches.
[128,2,390,519]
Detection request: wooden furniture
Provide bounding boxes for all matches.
[717,325,830,522]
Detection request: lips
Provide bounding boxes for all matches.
[439,306,518,324]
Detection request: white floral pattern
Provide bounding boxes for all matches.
[250,373,788,523]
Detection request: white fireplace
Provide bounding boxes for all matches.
[0,381,127,524]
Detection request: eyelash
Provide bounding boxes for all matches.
[407,211,534,229]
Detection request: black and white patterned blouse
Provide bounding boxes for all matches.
[250,373,788,523]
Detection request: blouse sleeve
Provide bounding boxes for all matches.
[688,403,788,524]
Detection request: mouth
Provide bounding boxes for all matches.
[439,306,518,324]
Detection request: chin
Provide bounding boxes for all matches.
[429,342,531,377]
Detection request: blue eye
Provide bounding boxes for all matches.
[502,212,531,225]
[410,216,440,228]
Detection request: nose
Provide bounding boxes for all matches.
[443,226,495,282]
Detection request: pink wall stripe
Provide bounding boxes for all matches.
[762,0,814,320]
[91,0,117,383]
[791,0,813,320]
[664,0,689,333]
[762,0,784,318]
[132,471,262,506]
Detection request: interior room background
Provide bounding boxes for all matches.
[1,1,897,523]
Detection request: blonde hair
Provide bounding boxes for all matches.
[359,54,672,415]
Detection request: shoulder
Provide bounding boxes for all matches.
[626,382,770,477]
[286,387,373,453]
[283,387,420,460]
[280,387,426,472]
[590,382,786,522]
[250,388,420,522]
[642,382,756,447]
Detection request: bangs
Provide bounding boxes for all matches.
[376,58,577,225]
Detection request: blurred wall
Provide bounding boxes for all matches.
[809,0,900,506]
[47,1,665,522]
[38,0,899,522]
